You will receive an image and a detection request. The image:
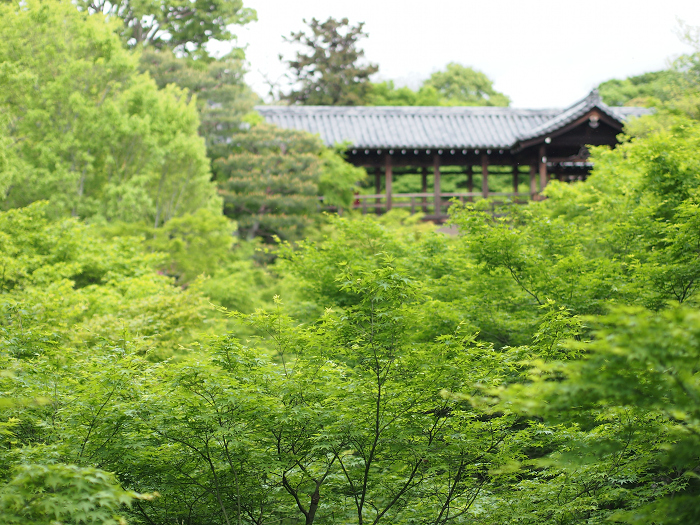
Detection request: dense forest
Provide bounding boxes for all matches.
[1,1,700,524]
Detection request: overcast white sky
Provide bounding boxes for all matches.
[217,0,700,108]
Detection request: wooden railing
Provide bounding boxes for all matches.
[351,192,531,217]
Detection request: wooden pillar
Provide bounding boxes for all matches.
[481,154,489,199]
[539,145,547,191]
[433,154,441,216]
[512,164,519,195]
[385,154,393,211]
[467,165,473,202]
[421,166,428,212]
[374,167,381,214]
[529,164,537,199]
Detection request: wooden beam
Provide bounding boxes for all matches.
[538,146,547,192]
[547,155,590,163]
[467,165,473,202]
[375,167,381,214]
[421,166,428,212]
[358,157,518,169]
[530,164,537,198]
[481,154,489,199]
[433,154,441,215]
[516,109,624,151]
[512,164,519,194]
[385,154,393,211]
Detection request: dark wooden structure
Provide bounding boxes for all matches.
[257,90,650,220]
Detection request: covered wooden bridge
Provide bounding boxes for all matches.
[257,90,650,219]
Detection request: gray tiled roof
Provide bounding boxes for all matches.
[516,89,650,142]
[256,91,651,150]
[516,90,604,141]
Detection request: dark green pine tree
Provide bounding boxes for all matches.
[214,123,324,242]
[281,17,379,105]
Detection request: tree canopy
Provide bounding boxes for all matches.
[214,122,366,242]
[366,80,443,106]
[2,4,700,523]
[78,0,256,55]
[599,24,699,119]
[598,70,682,106]
[138,47,259,159]
[3,108,700,523]
[366,63,510,107]
[281,17,379,105]
[0,0,219,225]
[278,19,510,107]
[424,62,510,106]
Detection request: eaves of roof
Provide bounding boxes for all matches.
[255,92,652,151]
[515,89,621,143]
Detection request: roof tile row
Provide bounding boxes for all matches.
[256,90,651,150]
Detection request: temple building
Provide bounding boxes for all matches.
[257,90,651,219]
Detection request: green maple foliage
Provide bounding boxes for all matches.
[0,464,152,525]
[0,0,219,225]
[2,13,700,520]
